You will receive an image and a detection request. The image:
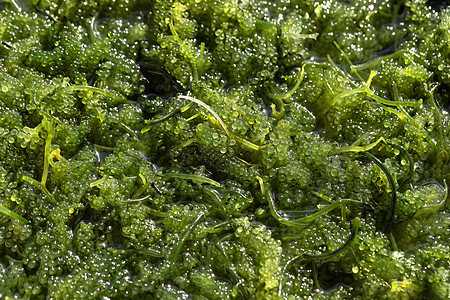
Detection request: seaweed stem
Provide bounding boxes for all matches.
[164,172,221,187]
[362,152,396,233]
[267,64,306,103]
[41,120,53,187]
[278,218,359,295]
[22,175,56,203]
[178,95,230,136]
[0,205,28,224]
[203,188,229,219]
[258,176,362,228]
[169,212,205,273]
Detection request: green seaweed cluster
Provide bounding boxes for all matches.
[0,0,448,299]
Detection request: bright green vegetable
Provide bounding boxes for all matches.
[0,0,448,299]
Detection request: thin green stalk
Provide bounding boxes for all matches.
[353,50,405,71]
[233,135,267,151]
[258,176,362,228]
[164,172,221,187]
[390,144,414,190]
[178,95,230,136]
[311,261,321,289]
[22,175,56,203]
[66,85,118,98]
[178,95,266,151]
[278,219,359,295]
[169,212,205,272]
[141,106,181,133]
[206,232,234,262]
[132,174,149,200]
[413,180,448,217]
[323,70,419,118]
[90,175,109,187]
[333,41,362,80]
[362,152,396,233]
[267,64,306,103]
[287,199,361,226]
[203,220,231,233]
[371,102,409,122]
[425,84,444,152]
[337,137,386,154]
[367,93,420,107]
[303,220,359,260]
[145,207,168,218]
[4,0,22,11]
[326,55,359,88]
[203,188,229,219]
[322,87,367,115]
[388,233,399,251]
[0,205,28,224]
[88,12,100,41]
[138,248,165,258]
[278,255,306,296]
[41,120,53,186]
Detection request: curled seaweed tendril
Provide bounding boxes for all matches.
[258,176,363,229]
[338,138,414,192]
[278,217,360,296]
[361,152,397,234]
[169,211,205,274]
[256,176,361,295]
[177,94,267,151]
[390,144,414,191]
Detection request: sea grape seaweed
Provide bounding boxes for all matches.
[0,0,449,299]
